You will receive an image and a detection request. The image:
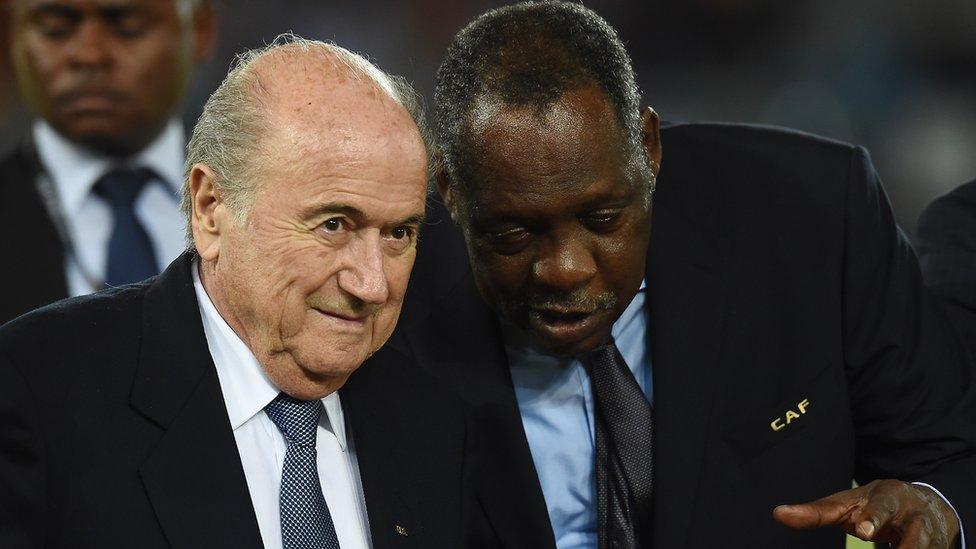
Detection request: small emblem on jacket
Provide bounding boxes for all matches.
[770,398,810,431]
[395,524,409,536]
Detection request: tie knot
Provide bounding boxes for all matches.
[93,167,155,208]
[583,340,622,373]
[265,394,323,447]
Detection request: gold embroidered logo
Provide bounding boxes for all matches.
[770,398,810,431]
[395,524,409,537]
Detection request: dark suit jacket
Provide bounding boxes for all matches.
[0,254,471,548]
[0,143,69,325]
[392,122,976,548]
[917,177,976,353]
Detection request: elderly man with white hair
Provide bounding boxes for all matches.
[0,36,473,549]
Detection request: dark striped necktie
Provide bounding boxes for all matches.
[584,340,654,549]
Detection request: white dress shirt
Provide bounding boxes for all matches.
[33,119,187,296]
[192,262,373,549]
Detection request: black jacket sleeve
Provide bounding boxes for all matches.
[0,353,48,548]
[841,147,976,529]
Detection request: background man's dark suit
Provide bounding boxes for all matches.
[917,177,976,355]
[0,254,470,549]
[394,122,976,548]
[0,144,68,324]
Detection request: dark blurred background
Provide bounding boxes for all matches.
[2,0,974,239]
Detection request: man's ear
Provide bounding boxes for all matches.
[641,106,662,176]
[435,161,461,225]
[189,163,226,260]
[191,1,217,64]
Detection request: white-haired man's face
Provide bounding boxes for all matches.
[190,67,427,400]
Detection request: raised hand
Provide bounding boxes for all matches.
[773,479,960,548]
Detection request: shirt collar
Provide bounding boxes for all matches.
[33,119,185,217]
[191,260,349,450]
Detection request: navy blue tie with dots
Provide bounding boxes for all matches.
[265,394,341,549]
[584,340,654,549]
[92,167,159,287]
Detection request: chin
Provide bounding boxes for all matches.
[304,354,365,377]
[296,342,371,376]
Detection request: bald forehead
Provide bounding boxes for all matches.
[248,47,409,134]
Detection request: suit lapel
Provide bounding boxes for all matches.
[0,141,68,323]
[130,255,263,548]
[646,168,729,546]
[403,272,556,548]
[340,373,419,549]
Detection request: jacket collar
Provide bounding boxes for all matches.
[130,252,265,548]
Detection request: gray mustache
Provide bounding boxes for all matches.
[521,290,617,312]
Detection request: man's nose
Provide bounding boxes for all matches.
[68,20,113,69]
[531,235,597,291]
[337,232,390,305]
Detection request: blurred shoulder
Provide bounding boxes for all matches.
[0,282,149,365]
[919,177,976,228]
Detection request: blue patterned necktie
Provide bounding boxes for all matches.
[265,394,341,549]
[92,167,159,287]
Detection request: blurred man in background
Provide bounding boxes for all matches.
[0,0,215,324]
[0,36,474,548]
[395,2,976,547]
[917,177,976,355]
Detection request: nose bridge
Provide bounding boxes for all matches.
[70,16,112,67]
[532,230,597,290]
[338,230,389,305]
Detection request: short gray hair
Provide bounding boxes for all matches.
[181,33,432,248]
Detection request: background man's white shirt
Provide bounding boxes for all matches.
[33,119,186,295]
[192,262,373,549]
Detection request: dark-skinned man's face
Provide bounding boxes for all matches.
[10,0,214,156]
[441,84,660,357]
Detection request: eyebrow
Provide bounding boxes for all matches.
[30,4,80,17]
[300,203,364,221]
[396,213,427,227]
[299,202,426,227]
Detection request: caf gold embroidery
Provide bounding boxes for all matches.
[770,398,810,431]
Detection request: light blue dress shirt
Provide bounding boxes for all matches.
[505,282,650,549]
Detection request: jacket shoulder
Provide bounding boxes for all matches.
[0,283,149,367]
[658,122,869,220]
[661,121,858,158]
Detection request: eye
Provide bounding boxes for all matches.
[582,210,623,231]
[385,225,417,252]
[32,9,79,39]
[487,227,531,254]
[110,10,151,38]
[320,217,347,233]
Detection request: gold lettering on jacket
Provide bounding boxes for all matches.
[770,398,811,431]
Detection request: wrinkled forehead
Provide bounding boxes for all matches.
[458,84,632,196]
